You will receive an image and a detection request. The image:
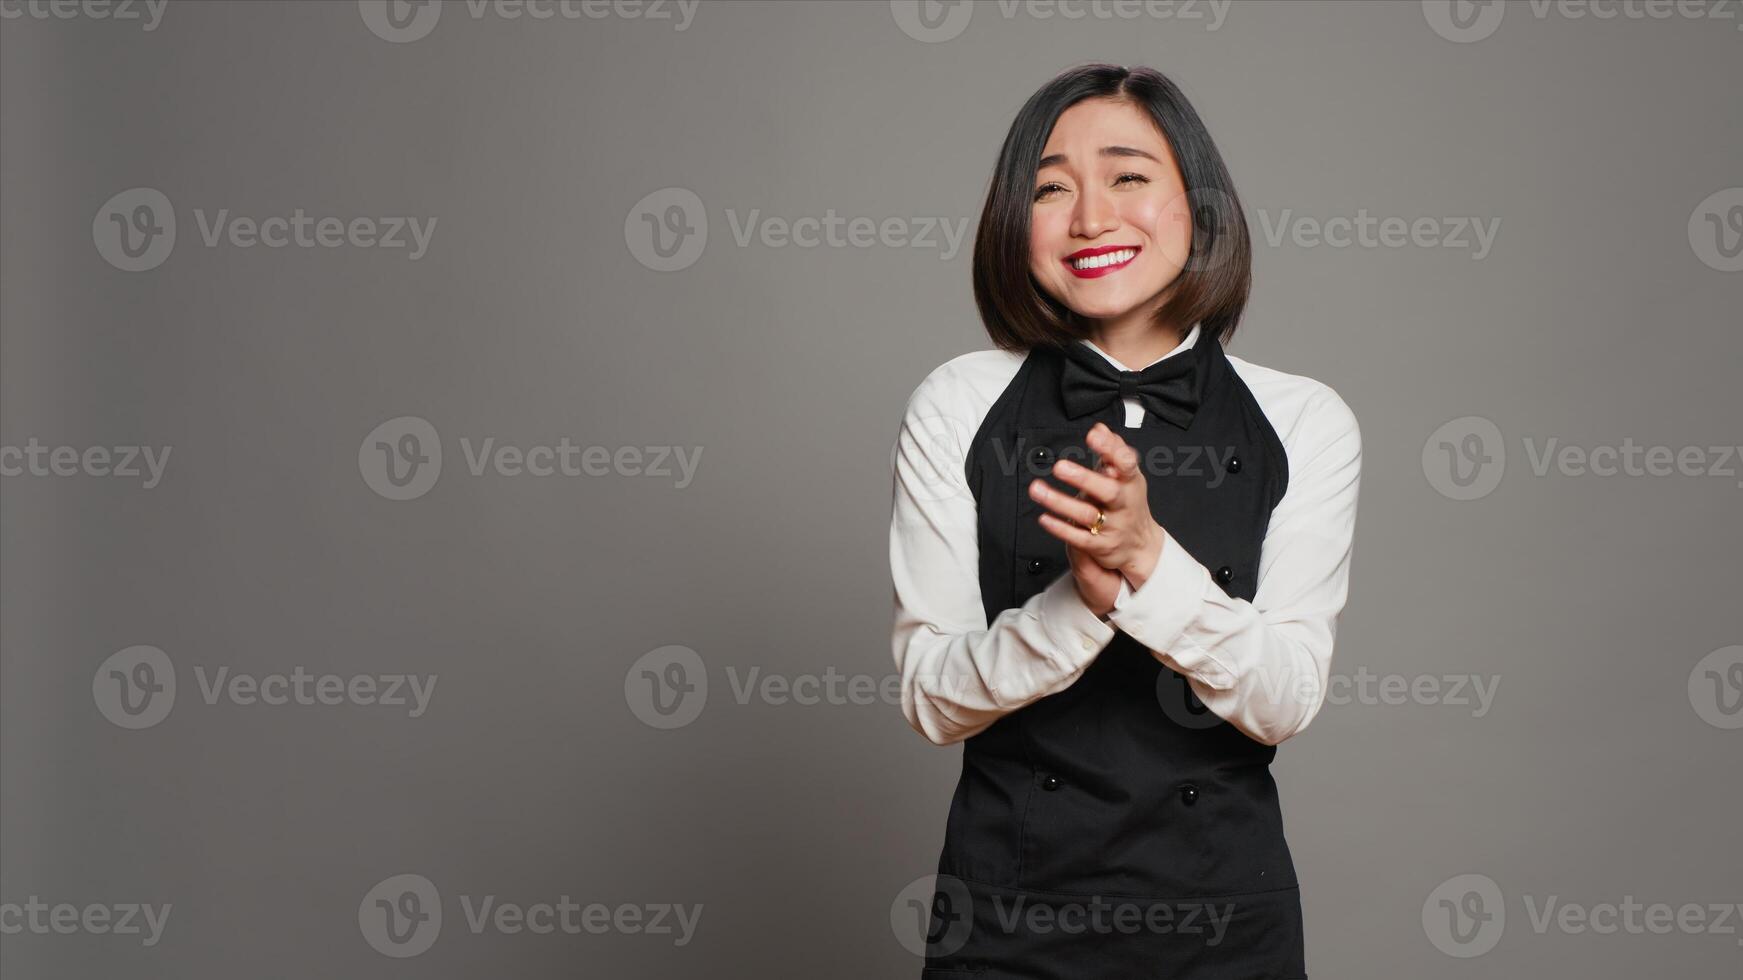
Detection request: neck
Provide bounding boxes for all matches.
[1084,309,1188,371]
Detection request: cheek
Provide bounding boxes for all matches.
[1138,195,1195,266]
[1028,212,1068,278]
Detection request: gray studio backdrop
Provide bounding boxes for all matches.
[2,1,1739,977]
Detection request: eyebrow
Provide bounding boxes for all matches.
[1037,145,1163,170]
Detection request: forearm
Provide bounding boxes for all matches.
[894,571,1114,746]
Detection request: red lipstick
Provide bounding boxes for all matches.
[1063,244,1141,279]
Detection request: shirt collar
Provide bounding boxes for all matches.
[1077,322,1202,373]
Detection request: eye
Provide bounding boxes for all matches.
[1033,182,1066,202]
[1114,172,1150,187]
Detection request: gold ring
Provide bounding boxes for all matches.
[1088,510,1106,535]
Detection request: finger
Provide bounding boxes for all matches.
[1049,457,1123,506]
[1087,423,1141,480]
[1037,512,1107,555]
[1028,477,1102,527]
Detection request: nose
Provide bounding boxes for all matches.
[1070,182,1120,240]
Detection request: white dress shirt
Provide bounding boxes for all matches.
[888,324,1362,747]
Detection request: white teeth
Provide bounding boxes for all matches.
[1072,248,1136,270]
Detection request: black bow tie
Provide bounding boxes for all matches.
[1059,335,1205,430]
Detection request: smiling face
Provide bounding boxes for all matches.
[1027,97,1194,329]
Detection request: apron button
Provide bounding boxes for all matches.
[1214,565,1233,585]
[1227,454,1242,474]
[1041,774,1061,791]
[1027,558,1045,574]
[1179,783,1199,806]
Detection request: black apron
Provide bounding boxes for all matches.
[921,332,1305,980]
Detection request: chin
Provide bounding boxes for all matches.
[1057,289,1145,322]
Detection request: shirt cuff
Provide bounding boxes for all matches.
[1038,571,1116,674]
[1107,528,1236,689]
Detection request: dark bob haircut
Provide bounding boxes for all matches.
[971,64,1252,353]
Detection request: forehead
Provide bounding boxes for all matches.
[1039,99,1168,159]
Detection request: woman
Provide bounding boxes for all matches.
[889,64,1362,979]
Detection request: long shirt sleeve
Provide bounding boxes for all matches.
[1106,380,1363,746]
[888,355,1118,746]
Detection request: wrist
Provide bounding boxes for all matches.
[1122,525,1164,590]
[1073,579,1109,619]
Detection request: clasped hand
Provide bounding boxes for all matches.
[1026,421,1165,619]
